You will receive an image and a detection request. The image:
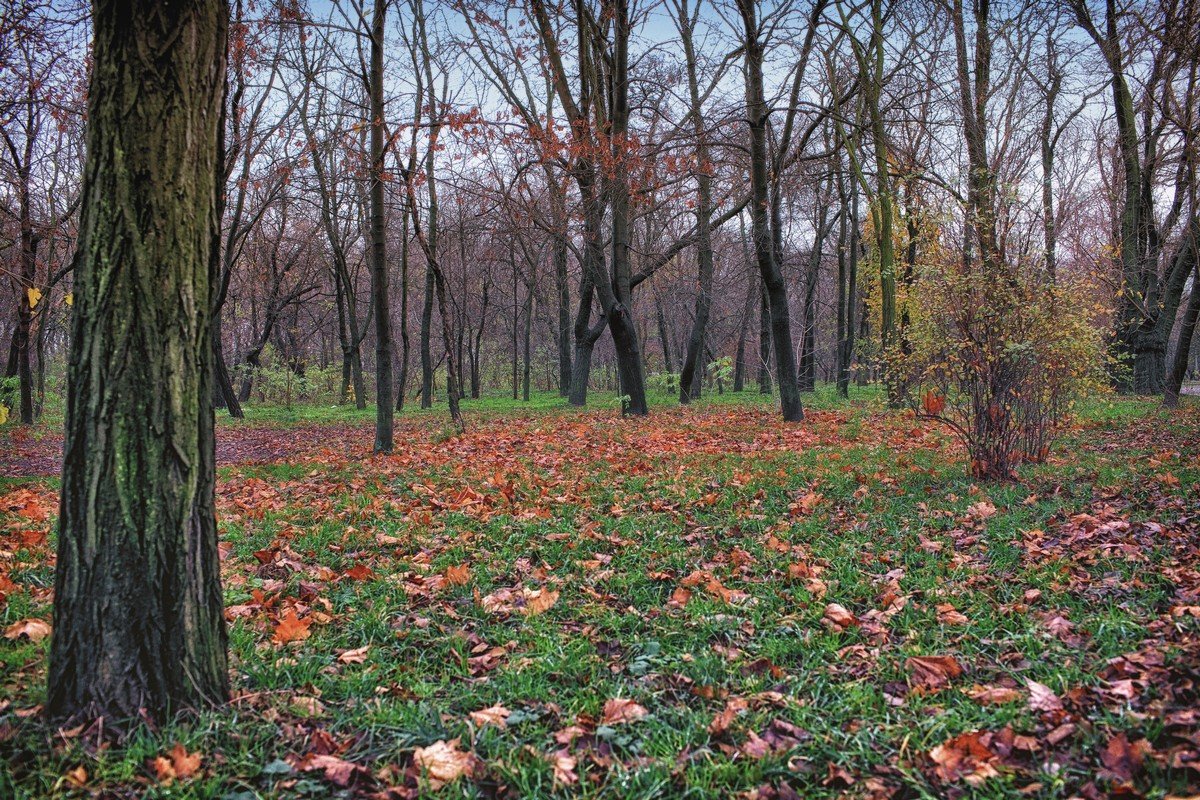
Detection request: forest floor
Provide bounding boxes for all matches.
[1,388,1198,799]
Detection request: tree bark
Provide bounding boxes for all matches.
[368,0,393,453]
[48,0,229,725]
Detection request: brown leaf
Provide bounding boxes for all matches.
[412,739,475,789]
[469,703,510,728]
[523,588,559,616]
[301,753,369,788]
[601,697,648,725]
[907,655,964,691]
[929,731,999,786]
[936,604,970,625]
[1099,732,1150,783]
[152,744,202,785]
[708,696,748,736]
[967,685,1022,705]
[336,645,369,664]
[4,619,51,643]
[1025,679,1063,713]
[823,603,859,630]
[551,750,578,785]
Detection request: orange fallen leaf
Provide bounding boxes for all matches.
[967,685,1022,705]
[152,744,202,784]
[272,610,312,645]
[523,588,559,616]
[443,563,471,585]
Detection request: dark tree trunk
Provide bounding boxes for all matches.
[397,213,411,411]
[553,227,572,396]
[419,263,435,407]
[836,176,859,397]
[368,1,393,453]
[49,0,229,725]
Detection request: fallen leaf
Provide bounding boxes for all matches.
[152,744,202,784]
[936,604,970,625]
[412,739,475,789]
[823,603,859,630]
[907,655,964,691]
[551,750,578,785]
[1026,679,1063,713]
[523,587,559,616]
[336,645,369,664]
[601,697,648,725]
[443,564,471,585]
[967,685,1022,705]
[4,619,51,643]
[272,610,312,645]
[469,703,510,728]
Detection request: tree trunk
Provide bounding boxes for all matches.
[1164,264,1199,409]
[49,0,229,725]
[739,0,801,420]
[396,213,411,411]
[368,0,393,453]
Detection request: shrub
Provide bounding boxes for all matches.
[894,260,1107,480]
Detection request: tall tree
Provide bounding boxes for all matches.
[48,0,229,723]
[735,0,803,421]
[367,0,393,452]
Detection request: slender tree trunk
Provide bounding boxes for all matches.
[553,219,572,396]
[420,262,435,407]
[676,0,716,406]
[396,213,411,411]
[368,0,393,453]
[655,295,675,375]
[49,0,229,725]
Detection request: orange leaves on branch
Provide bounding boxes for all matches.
[922,390,945,416]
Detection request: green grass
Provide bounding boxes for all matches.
[1,386,1197,798]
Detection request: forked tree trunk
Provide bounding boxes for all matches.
[49,0,230,725]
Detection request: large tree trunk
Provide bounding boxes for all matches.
[1164,263,1199,409]
[368,0,393,453]
[49,0,229,725]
